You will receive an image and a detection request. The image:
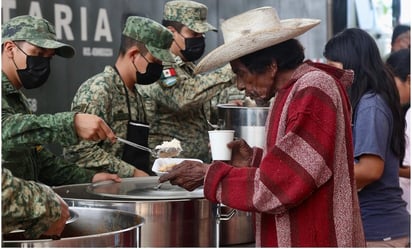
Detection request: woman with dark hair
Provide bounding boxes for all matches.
[386,48,411,115]
[387,48,411,214]
[324,28,410,247]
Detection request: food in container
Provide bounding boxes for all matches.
[152,158,202,175]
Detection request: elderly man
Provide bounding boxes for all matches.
[160,7,365,247]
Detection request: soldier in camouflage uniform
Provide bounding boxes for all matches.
[138,0,245,164]
[1,16,120,238]
[2,168,68,239]
[63,17,174,177]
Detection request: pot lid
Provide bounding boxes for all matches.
[87,176,204,200]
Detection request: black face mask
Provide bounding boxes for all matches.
[178,34,205,62]
[134,55,164,85]
[14,44,51,89]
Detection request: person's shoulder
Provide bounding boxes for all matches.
[78,66,116,91]
[158,64,180,88]
[296,67,338,92]
[359,92,381,104]
[358,92,390,114]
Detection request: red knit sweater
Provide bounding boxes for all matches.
[204,62,365,247]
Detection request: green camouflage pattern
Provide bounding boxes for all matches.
[123,16,174,62]
[138,58,241,164]
[2,74,96,185]
[206,85,246,124]
[163,0,217,33]
[63,66,145,177]
[2,15,75,58]
[2,168,61,239]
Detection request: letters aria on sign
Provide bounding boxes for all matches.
[2,0,113,42]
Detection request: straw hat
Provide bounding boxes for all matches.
[194,7,321,74]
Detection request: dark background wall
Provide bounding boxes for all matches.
[2,0,329,116]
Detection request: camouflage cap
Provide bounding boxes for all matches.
[123,16,175,63]
[2,15,75,58]
[163,0,217,33]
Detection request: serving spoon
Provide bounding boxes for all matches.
[116,137,181,158]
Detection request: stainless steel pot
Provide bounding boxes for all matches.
[52,178,217,247]
[215,104,269,245]
[2,207,144,247]
[217,104,269,147]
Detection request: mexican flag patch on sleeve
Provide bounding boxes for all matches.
[161,67,178,87]
[162,68,176,78]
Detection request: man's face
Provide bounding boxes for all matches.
[230,59,276,105]
[12,41,55,70]
[171,25,204,58]
[394,75,410,106]
[132,50,162,74]
[3,41,55,89]
[393,31,410,52]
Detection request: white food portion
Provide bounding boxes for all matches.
[152,158,203,176]
[155,138,182,158]
[155,138,182,150]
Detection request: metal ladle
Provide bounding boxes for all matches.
[116,137,159,158]
[116,137,181,158]
[207,119,225,130]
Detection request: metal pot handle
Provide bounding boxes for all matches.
[219,207,237,221]
[215,203,238,247]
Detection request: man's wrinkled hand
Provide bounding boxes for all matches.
[227,139,253,167]
[159,160,208,191]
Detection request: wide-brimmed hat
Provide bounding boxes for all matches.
[194,7,321,74]
[163,0,217,33]
[2,15,75,58]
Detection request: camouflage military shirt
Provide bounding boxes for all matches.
[138,57,235,163]
[2,168,61,239]
[2,73,95,185]
[206,84,246,125]
[63,66,145,177]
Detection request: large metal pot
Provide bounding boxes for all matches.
[217,104,269,148]
[52,177,217,247]
[2,207,144,247]
[216,104,269,245]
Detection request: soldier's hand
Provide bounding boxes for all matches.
[133,169,149,177]
[74,113,116,143]
[42,195,69,237]
[92,173,122,183]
